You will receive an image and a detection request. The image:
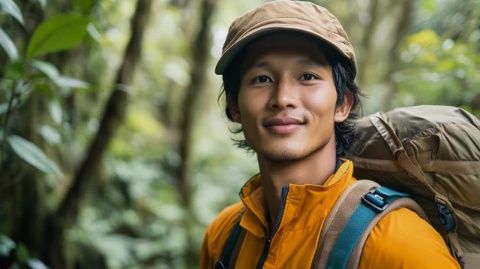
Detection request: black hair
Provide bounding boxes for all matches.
[219,36,362,157]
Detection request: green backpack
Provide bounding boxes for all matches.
[344,105,480,268]
[215,105,480,268]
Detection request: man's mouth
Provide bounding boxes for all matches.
[263,117,304,135]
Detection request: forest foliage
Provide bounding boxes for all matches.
[0,0,479,268]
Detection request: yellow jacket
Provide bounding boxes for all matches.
[200,160,460,268]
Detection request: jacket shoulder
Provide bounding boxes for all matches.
[200,202,244,269]
[360,208,460,269]
[206,202,244,242]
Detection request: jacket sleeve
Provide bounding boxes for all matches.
[359,208,460,269]
[200,229,214,269]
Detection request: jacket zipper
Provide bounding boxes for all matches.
[255,185,290,269]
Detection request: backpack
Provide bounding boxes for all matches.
[343,105,480,268]
[215,105,480,269]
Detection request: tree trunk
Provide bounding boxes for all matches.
[357,0,380,85]
[175,0,217,267]
[382,0,414,110]
[42,1,153,268]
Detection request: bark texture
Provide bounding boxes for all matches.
[382,0,415,109]
[43,1,153,268]
[357,0,380,85]
[175,0,218,266]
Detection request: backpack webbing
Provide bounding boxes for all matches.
[215,217,245,269]
[310,180,377,268]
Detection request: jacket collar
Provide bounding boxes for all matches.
[238,160,355,238]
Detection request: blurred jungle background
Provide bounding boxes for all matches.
[0,0,479,268]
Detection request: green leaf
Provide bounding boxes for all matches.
[74,0,95,14]
[48,99,62,124]
[31,60,89,89]
[0,81,31,115]
[15,243,28,263]
[54,76,89,89]
[0,103,8,114]
[30,60,60,79]
[0,0,24,25]
[3,60,25,80]
[0,235,15,256]
[26,14,90,59]
[8,134,62,177]
[27,259,49,269]
[0,28,18,60]
[86,23,101,42]
[40,125,61,145]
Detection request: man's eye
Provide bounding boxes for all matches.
[254,75,272,83]
[300,73,317,81]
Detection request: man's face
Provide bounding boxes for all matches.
[232,32,351,162]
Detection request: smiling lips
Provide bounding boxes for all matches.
[263,117,304,135]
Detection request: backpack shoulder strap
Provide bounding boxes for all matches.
[311,180,378,269]
[312,179,427,269]
[345,191,427,268]
[215,213,246,269]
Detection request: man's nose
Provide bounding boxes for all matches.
[269,78,298,109]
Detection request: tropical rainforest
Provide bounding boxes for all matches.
[0,0,479,268]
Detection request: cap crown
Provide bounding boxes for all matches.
[215,0,356,75]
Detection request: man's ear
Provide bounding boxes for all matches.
[334,91,354,122]
[228,102,241,123]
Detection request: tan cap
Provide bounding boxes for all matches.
[215,0,356,75]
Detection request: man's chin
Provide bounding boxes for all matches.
[257,149,307,162]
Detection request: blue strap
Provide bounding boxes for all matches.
[436,201,456,232]
[326,186,409,269]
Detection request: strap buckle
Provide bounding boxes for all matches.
[435,198,456,232]
[361,191,389,212]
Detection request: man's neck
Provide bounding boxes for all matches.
[257,142,337,229]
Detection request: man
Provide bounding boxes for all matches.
[200,1,460,268]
